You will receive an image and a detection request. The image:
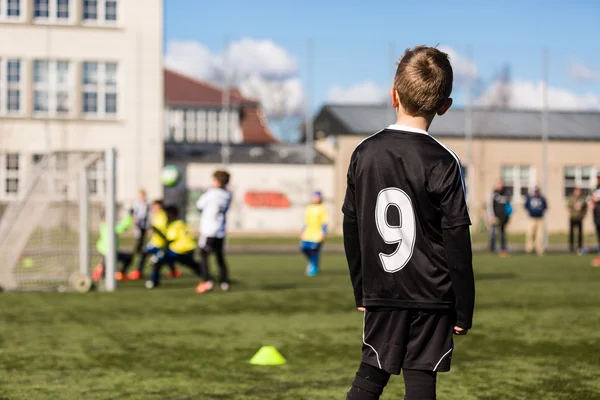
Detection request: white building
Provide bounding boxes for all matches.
[0,0,164,204]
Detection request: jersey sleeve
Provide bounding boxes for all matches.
[437,161,471,229]
[341,151,358,219]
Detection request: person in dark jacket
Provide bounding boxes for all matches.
[525,186,548,255]
[488,180,511,257]
[592,173,600,266]
[567,187,587,253]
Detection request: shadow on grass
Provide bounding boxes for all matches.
[476,273,516,281]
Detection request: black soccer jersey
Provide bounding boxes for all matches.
[342,124,471,309]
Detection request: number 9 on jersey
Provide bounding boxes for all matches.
[375,188,416,273]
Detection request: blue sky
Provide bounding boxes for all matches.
[165,0,600,129]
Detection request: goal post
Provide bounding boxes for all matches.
[0,149,117,292]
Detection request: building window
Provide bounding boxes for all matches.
[83,0,117,23]
[0,59,22,115]
[0,153,20,196]
[0,0,22,20]
[33,0,71,22]
[564,166,596,197]
[34,60,71,116]
[82,61,118,117]
[88,160,105,197]
[501,165,536,201]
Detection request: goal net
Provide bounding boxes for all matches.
[0,149,117,292]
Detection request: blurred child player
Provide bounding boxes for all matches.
[300,191,328,276]
[342,46,475,400]
[132,189,150,256]
[92,209,134,281]
[195,170,233,293]
[128,200,179,280]
[145,205,204,289]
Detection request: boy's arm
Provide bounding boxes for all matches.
[438,161,475,331]
[443,226,475,330]
[343,215,362,307]
[115,214,133,235]
[342,151,362,307]
[196,192,208,212]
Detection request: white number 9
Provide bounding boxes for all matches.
[375,188,416,273]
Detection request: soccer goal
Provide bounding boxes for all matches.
[0,149,117,293]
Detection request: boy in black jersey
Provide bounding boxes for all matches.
[343,46,475,400]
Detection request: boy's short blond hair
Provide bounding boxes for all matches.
[394,46,453,117]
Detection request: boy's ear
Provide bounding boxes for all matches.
[390,88,399,108]
[437,98,453,116]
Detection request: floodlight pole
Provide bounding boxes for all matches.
[79,167,89,276]
[305,38,314,194]
[105,148,117,292]
[542,48,549,247]
[222,37,231,166]
[465,45,474,210]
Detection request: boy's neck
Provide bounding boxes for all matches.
[394,113,433,132]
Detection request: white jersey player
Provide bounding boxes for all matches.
[195,170,233,293]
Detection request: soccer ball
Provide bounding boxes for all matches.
[161,165,181,187]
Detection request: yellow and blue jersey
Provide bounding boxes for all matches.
[149,210,168,248]
[301,204,328,243]
[166,220,197,254]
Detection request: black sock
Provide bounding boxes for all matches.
[347,362,390,400]
[403,369,437,400]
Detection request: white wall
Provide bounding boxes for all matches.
[0,0,164,203]
[186,163,335,234]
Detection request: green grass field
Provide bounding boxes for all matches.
[1,253,600,399]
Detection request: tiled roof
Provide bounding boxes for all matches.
[164,69,277,143]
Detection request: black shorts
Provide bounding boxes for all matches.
[199,236,225,253]
[362,308,455,375]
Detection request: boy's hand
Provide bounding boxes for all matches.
[453,326,468,335]
[357,307,365,312]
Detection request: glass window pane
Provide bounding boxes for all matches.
[520,186,530,197]
[519,167,530,180]
[57,61,69,85]
[6,154,19,170]
[7,60,20,82]
[105,63,117,86]
[7,90,20,111]
[83,0,97,19]
[105,0,117,21]
[83,62,98,85]
[57,91,69,113]
[504,186,514,198]
[34,60,49,84]
[7,0,20,17]
[6,179,19,193]
[105,93,117,114]
[501,166,513,181]
[57,0,69,18]
[581,167,592,180]
[34,91,49,112]
[564,167,576,179]
[34,0,49,17]
[83,92,98,113]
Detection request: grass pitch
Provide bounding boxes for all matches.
[1,253,600,399]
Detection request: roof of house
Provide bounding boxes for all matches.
[164,143,333,165]
[164,69,277,143]
[315,104,600,141]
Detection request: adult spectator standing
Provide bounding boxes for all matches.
[488,180,511,257]
[591,173,600,266]
[525,186,548,255]
[567,187,587,253]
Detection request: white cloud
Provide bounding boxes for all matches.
[569,62,599,82]
[438,46,478,87]
[477,80,600,111]
[327,81,387,104]
[165,38,303,116]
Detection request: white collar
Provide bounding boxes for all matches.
[387,124,429,135]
